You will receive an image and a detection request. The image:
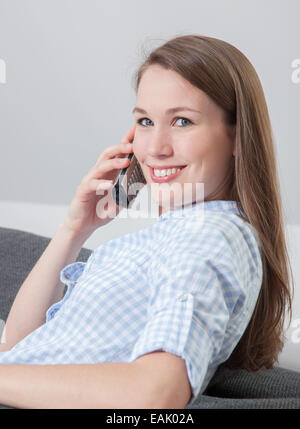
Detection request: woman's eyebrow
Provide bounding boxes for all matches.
[132,106,202,114]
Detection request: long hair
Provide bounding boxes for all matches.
[132,34,294,370]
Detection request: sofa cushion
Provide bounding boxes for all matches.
[204,364,300,398]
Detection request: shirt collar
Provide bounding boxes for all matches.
[157,200,244,222]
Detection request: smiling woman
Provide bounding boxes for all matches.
[0,34,295,410]
[132,64,236,214]
[131,34,294,373]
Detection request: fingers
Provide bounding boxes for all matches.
[78,178,114,196]
[81,125,136,185]
[98,141,133,163]
[120,124,136,144]
[96,125,136,164]
[83,156,130,184]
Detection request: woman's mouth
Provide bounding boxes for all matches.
[149,165,187,183]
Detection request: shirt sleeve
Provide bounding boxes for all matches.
[128,219,257,406]
[45,251,95,322]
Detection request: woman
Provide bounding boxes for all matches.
[0,34,294,409]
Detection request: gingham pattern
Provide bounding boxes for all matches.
[0,200,263,407]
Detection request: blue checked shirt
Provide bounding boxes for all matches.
[0,200,263,407]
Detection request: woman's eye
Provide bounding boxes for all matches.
[137,118,152,127]
[176,118,192,127]
[137,117,192,127]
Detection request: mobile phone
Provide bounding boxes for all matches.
[111,142,146,208]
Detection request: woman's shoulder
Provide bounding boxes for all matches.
[166,206,253,240]
[161,208,261,264]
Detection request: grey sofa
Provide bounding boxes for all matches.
[0,226,300,409]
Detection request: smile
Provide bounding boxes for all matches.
[149,165,187,183]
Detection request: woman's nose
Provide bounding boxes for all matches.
[146,132,173,157]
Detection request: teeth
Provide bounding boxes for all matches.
[153,167,182,177]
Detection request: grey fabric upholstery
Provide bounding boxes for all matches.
[187,366,300,409]
[0,226,91,322]
[0,226,299,409]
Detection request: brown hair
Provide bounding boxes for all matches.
[132,34,294,370]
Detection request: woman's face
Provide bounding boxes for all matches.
[132,65,236,216]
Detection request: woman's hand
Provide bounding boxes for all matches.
[62,125,136,236]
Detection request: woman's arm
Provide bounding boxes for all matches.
[0,222,90,351]
[0,362,159,409]
[0,128,136,351]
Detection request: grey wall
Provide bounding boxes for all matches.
[0,0,299,223]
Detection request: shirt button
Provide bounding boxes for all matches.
[178,294,187,302]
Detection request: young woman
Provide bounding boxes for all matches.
[0,34,294,409]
